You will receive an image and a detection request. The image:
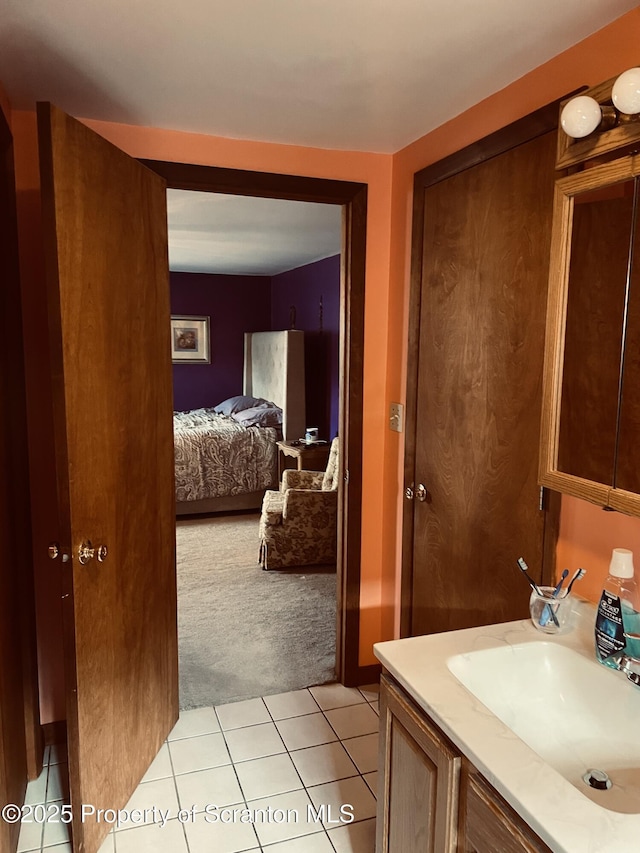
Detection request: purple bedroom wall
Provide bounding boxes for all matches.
[170,272,271,411]
[271,255,340,440]
[170,256,340,435]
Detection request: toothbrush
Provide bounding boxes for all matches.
[563,567,586,597]
[517,557,560,627]
[552,569,569,597]
[517,557,560,628]
[540,569,568,627]
[516,557,542,595]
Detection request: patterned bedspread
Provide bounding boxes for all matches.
[173,408,278,502]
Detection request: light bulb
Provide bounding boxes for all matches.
[612,68,640,115]
[560,95,602,138]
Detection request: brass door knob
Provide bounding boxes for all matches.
[78,540,108,564]
[78,540,95,565]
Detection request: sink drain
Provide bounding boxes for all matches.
[583,769,612,791]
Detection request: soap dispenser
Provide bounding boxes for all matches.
[595,548,640,669]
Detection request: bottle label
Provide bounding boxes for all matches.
[622,603,640,660]
[595,591,625,663]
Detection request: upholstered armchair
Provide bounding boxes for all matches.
[258,438,339,570]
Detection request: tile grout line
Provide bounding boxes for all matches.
[215,691,340,852]
[213,701,263,852]
[30,685,378,853]
[259,691,338,853]
[212,688,376,849]
[165,735,191,853]
[232,689,376,842]
[36,753,52,853]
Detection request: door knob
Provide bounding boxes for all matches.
[78,540,95,565]
[78,541,108,564]
[416,483,428,502]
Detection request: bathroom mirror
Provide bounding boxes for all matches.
[540,155,640,515]
[615,213,640,496]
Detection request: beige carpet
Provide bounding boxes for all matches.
[176,512,337,709]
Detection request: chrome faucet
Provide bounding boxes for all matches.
[618,654,640,686]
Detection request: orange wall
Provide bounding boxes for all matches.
[557,497,640,602]
[386,8,640,627]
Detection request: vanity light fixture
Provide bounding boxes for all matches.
[560,95,602,138]
[561,67,640,139]
[611,67,640,117]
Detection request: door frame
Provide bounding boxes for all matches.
[141,160,367,685]
[400,101,564,638]
[0,104,43,790]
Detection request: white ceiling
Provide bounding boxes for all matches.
[1,0,636,154]
[3,0,635,274]
[167,190,342,275]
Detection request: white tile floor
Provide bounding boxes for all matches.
[18,683,379,853]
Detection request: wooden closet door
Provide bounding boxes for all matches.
[410,131,556,636]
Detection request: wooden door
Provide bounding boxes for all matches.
[410,131,557,636]
[37,103,178,853]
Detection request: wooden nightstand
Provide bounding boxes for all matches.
[276,440,332,481]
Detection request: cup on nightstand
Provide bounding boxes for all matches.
[304,427,319,443]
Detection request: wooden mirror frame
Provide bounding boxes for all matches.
[539,153,640,515]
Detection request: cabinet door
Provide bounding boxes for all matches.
[539,154,640,515]
[377,675,460,853]
[463,771,552,853]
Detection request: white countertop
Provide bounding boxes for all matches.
[374,600,640,853]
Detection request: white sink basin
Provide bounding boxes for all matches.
[447,641,640,813]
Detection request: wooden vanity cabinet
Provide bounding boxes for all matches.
[462,770,552,853]
[377,674,461,853]
[377,674,552,853]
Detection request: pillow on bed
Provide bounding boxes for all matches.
[214,395,268,416]
[231,405,283,428]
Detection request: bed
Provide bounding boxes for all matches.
[174,330,305,515]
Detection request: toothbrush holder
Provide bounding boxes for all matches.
[529,586,572,634]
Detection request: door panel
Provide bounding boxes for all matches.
[37,103,177,853]
[411,132,556,636]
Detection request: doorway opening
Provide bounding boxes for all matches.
[143,159,368,689]
[166,189,342,707]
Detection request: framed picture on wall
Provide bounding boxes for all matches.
[170,315,211,363]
